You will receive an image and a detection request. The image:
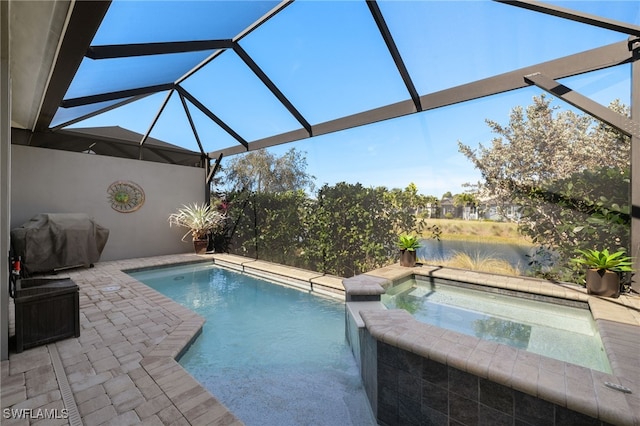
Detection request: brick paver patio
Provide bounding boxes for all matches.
[1,254,242,426]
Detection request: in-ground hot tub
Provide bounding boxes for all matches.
[381,275,610,373]
[344,265,639,426]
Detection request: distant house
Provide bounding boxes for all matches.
[440,198,456,218]
[479,198,521,222]
[424,202,439,218]
[436,197,478,220]
[432,197,521,221]
[463,204,479,220]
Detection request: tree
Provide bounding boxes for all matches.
[452,192,478,207]
[303,182,439,276]
[389,183,424,216]
[458,95,629,198]
[226,190,309,265]
[305,183,397,276]
[458,95,630,281]
[221,148,316,193]
[222,180,440,276]
[453,192,479,220]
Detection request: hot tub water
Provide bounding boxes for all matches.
[382,278,611,373]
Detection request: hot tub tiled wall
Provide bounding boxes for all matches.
[344,264,640,426]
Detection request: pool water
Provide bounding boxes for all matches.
[382,279,611,373]
[129,263,375,426]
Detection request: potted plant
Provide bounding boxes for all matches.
[168,203,226,254]
[398,234,421,267]
[571,248,633,298]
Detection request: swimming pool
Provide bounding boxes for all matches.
[381,277,611,373]
[129,263,375,426]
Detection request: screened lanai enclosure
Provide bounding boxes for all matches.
[4,0,640,357]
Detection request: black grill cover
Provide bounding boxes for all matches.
[11,213,109,276]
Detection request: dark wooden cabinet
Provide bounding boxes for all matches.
[14,278,80,353]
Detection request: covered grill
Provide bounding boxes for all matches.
[11,213,109,276]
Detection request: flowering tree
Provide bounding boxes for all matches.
[458,95,630,281]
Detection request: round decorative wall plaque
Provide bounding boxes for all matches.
[107,181,145,213]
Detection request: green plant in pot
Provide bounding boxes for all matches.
[398,234,421,267]
[571,248,633,298]
[168,203,226,254]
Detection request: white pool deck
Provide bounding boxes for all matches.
[1,253,638,425]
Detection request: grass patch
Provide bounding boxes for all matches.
[420,218,532,245]
[421,251,521,276]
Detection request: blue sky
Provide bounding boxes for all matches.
[64,0,638,197]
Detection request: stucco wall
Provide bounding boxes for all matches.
[11,145,206,261]
[1,0,10,361]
